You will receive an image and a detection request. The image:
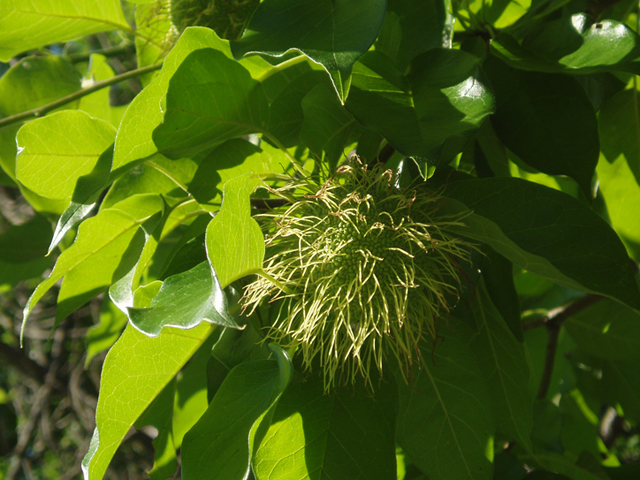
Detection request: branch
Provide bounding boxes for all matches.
[0,63,162,129]
[535,294,604,400]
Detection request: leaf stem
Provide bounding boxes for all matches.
[0,63,163,129]
[534,294,603,399]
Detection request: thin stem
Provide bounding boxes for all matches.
[0,63,162,129]
[535,294,604,399]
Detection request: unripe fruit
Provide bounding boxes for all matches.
[170,0,259,39]
[243,161,474,391]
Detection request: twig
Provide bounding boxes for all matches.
[0,63,162,129]
[535,294,603,400]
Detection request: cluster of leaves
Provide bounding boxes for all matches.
[1,0,640,479]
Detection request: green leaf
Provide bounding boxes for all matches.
[21,194,165,337]
[135,378,178,480]
[81,322,216,480]
[598,87,640,260]
[16,110,116,200]
[531,400,564,453]
[346,49,495,160]
[267,68,329,147]
[231,0,387,103]
[153,47,268,159]
[85,297,128,367]
[395,320,495,480]
[533,452,610,480]
[182,346,292,480]
[559,392,601,459]
[483,55,599,196]
[0,213,53,289]
[0,0,130,62]
[48,144,113,254]
[188,138,285,210]
[443,177,640,310]
[491,15,640,76]
[467,281,533,450]
[253,372,397,480]
[376,0,453,72]
[300,83,360,169]
[172,332,219,449]
[0,55,81,213]
[127,261,240,337]
[112,27,270,175]
[480,245,523,341]
[565,299,640,361]
[205,174,264,288]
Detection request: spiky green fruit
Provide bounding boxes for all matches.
[243,162,474,391]
[170,0,258,39]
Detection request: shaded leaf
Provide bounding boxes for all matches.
[443,177,640,310]
[480,245,523,341]
[376,0,453,72]
[484,55,599,196]
[395,320,495,480]
[153,48,269,159]
[253,372,397,480]
[467,281,533,450]
[85,297,128,367]
[565,299,640,361]
[491,15,640,76]
[0,0,129,62]
[182,346,293,480]
[346,49,494,161]
[300,83,361,169]
[231,0,387,102]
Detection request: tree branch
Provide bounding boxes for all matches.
[0,63,162,129]
[535,294,604,400]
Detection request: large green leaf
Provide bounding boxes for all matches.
[0,0,130,62]
[182,346,293,480]
[300,84,361,169]
[346,49,494,160]
[21,194,165,336]
[152,48,269,159]
[467,282,533,450]
[565,299,640,361]
[395,321,495,480]
[81,322,216,480]
[491,15,640,76]
[16,110,116,200]
[483,55,599,196]
[127,261,239,337]
[206,174,264,288]
[443,177,640,310]
[231,0,387,103]
[253,373,398,480]
[376,0,452,72]
[112,27,270,175]
[0,55,81,213]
